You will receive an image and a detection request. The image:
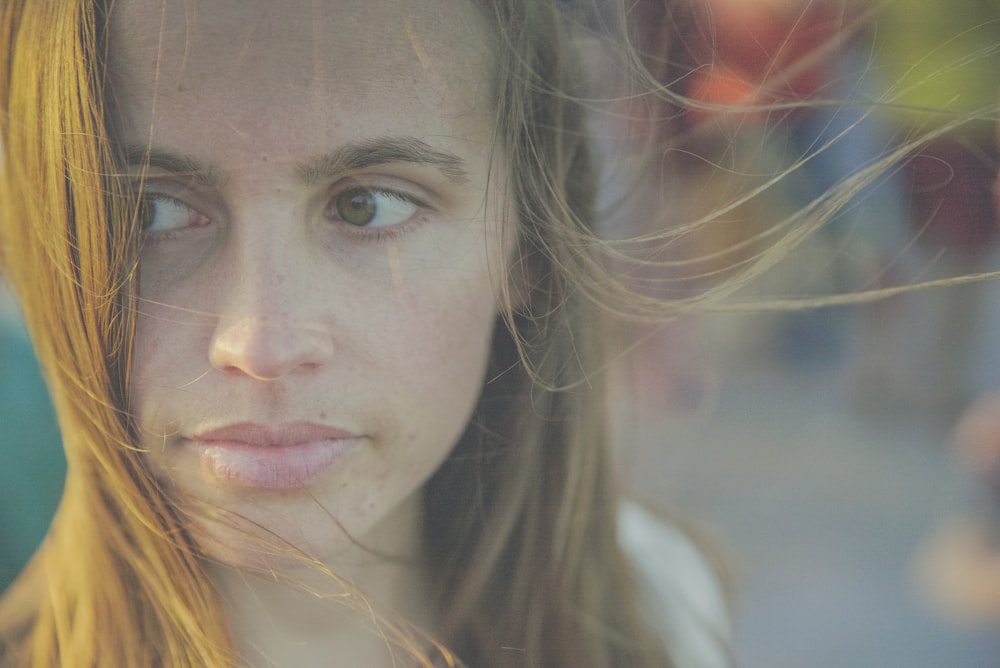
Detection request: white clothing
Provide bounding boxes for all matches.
[619,502,733,668]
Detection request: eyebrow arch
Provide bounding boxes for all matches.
[123,145,226,189]
[123,136,470,188]
[296,136,470,186]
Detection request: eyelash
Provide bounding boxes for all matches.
[134,183,431,244]
[137,194,203,241]
[350,224,410,243]
[323,183,431,242]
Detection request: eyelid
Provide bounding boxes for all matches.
[134,175,222,222]
[328,175,436,210]
[132,173,209,200]
[322,180,434,244]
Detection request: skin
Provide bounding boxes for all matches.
[110,0,507,663]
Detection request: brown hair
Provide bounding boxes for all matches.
[419,3,691,665]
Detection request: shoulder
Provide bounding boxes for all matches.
[618,500,733,668]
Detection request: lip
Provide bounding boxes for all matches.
[187,422,363,489]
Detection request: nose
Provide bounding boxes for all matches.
[204,198,337,380]
[209,314,334,381]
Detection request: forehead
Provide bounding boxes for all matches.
[107,0,495,157]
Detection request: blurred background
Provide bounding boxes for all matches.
[4,0,1000,666]
[600,0,1000,666]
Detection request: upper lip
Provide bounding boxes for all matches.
[192,422,358,447]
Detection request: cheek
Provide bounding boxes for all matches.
[387,286,498,407]
[374,256,503,442]
[129,299,215,427]
[378,224,509,382]
[130,308,173,410]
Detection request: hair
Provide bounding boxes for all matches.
[8,0,993,666]
[423,2,676,661]
[0,0,234,665]
[0,0,701,666]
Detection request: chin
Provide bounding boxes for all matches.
[186,512,329,575]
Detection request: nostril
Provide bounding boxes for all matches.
[208,316,333,380]
[217,363,284,382]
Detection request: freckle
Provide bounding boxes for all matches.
[319,411,328,420]
[276,274,286,285]
[260,155,269,163]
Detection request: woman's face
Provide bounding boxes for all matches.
[113,0,507,568]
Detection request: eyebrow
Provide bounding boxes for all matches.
[296,136,469,186]
[124,145,226,189]
[124,136,470,188]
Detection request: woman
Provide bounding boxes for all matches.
[0,0,731,666]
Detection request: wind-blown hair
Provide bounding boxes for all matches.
[0,1,690,666]
[423,2,677,665]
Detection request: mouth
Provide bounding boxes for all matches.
[187,421,363,489]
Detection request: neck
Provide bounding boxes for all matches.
[207,498,435,668]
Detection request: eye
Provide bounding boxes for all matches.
[140,195,211,234]
[327,187,419,228]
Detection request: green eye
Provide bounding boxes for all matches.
[334,188,378,226]
[329,187,419,228]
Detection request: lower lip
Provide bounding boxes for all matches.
[187,438,362,489]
